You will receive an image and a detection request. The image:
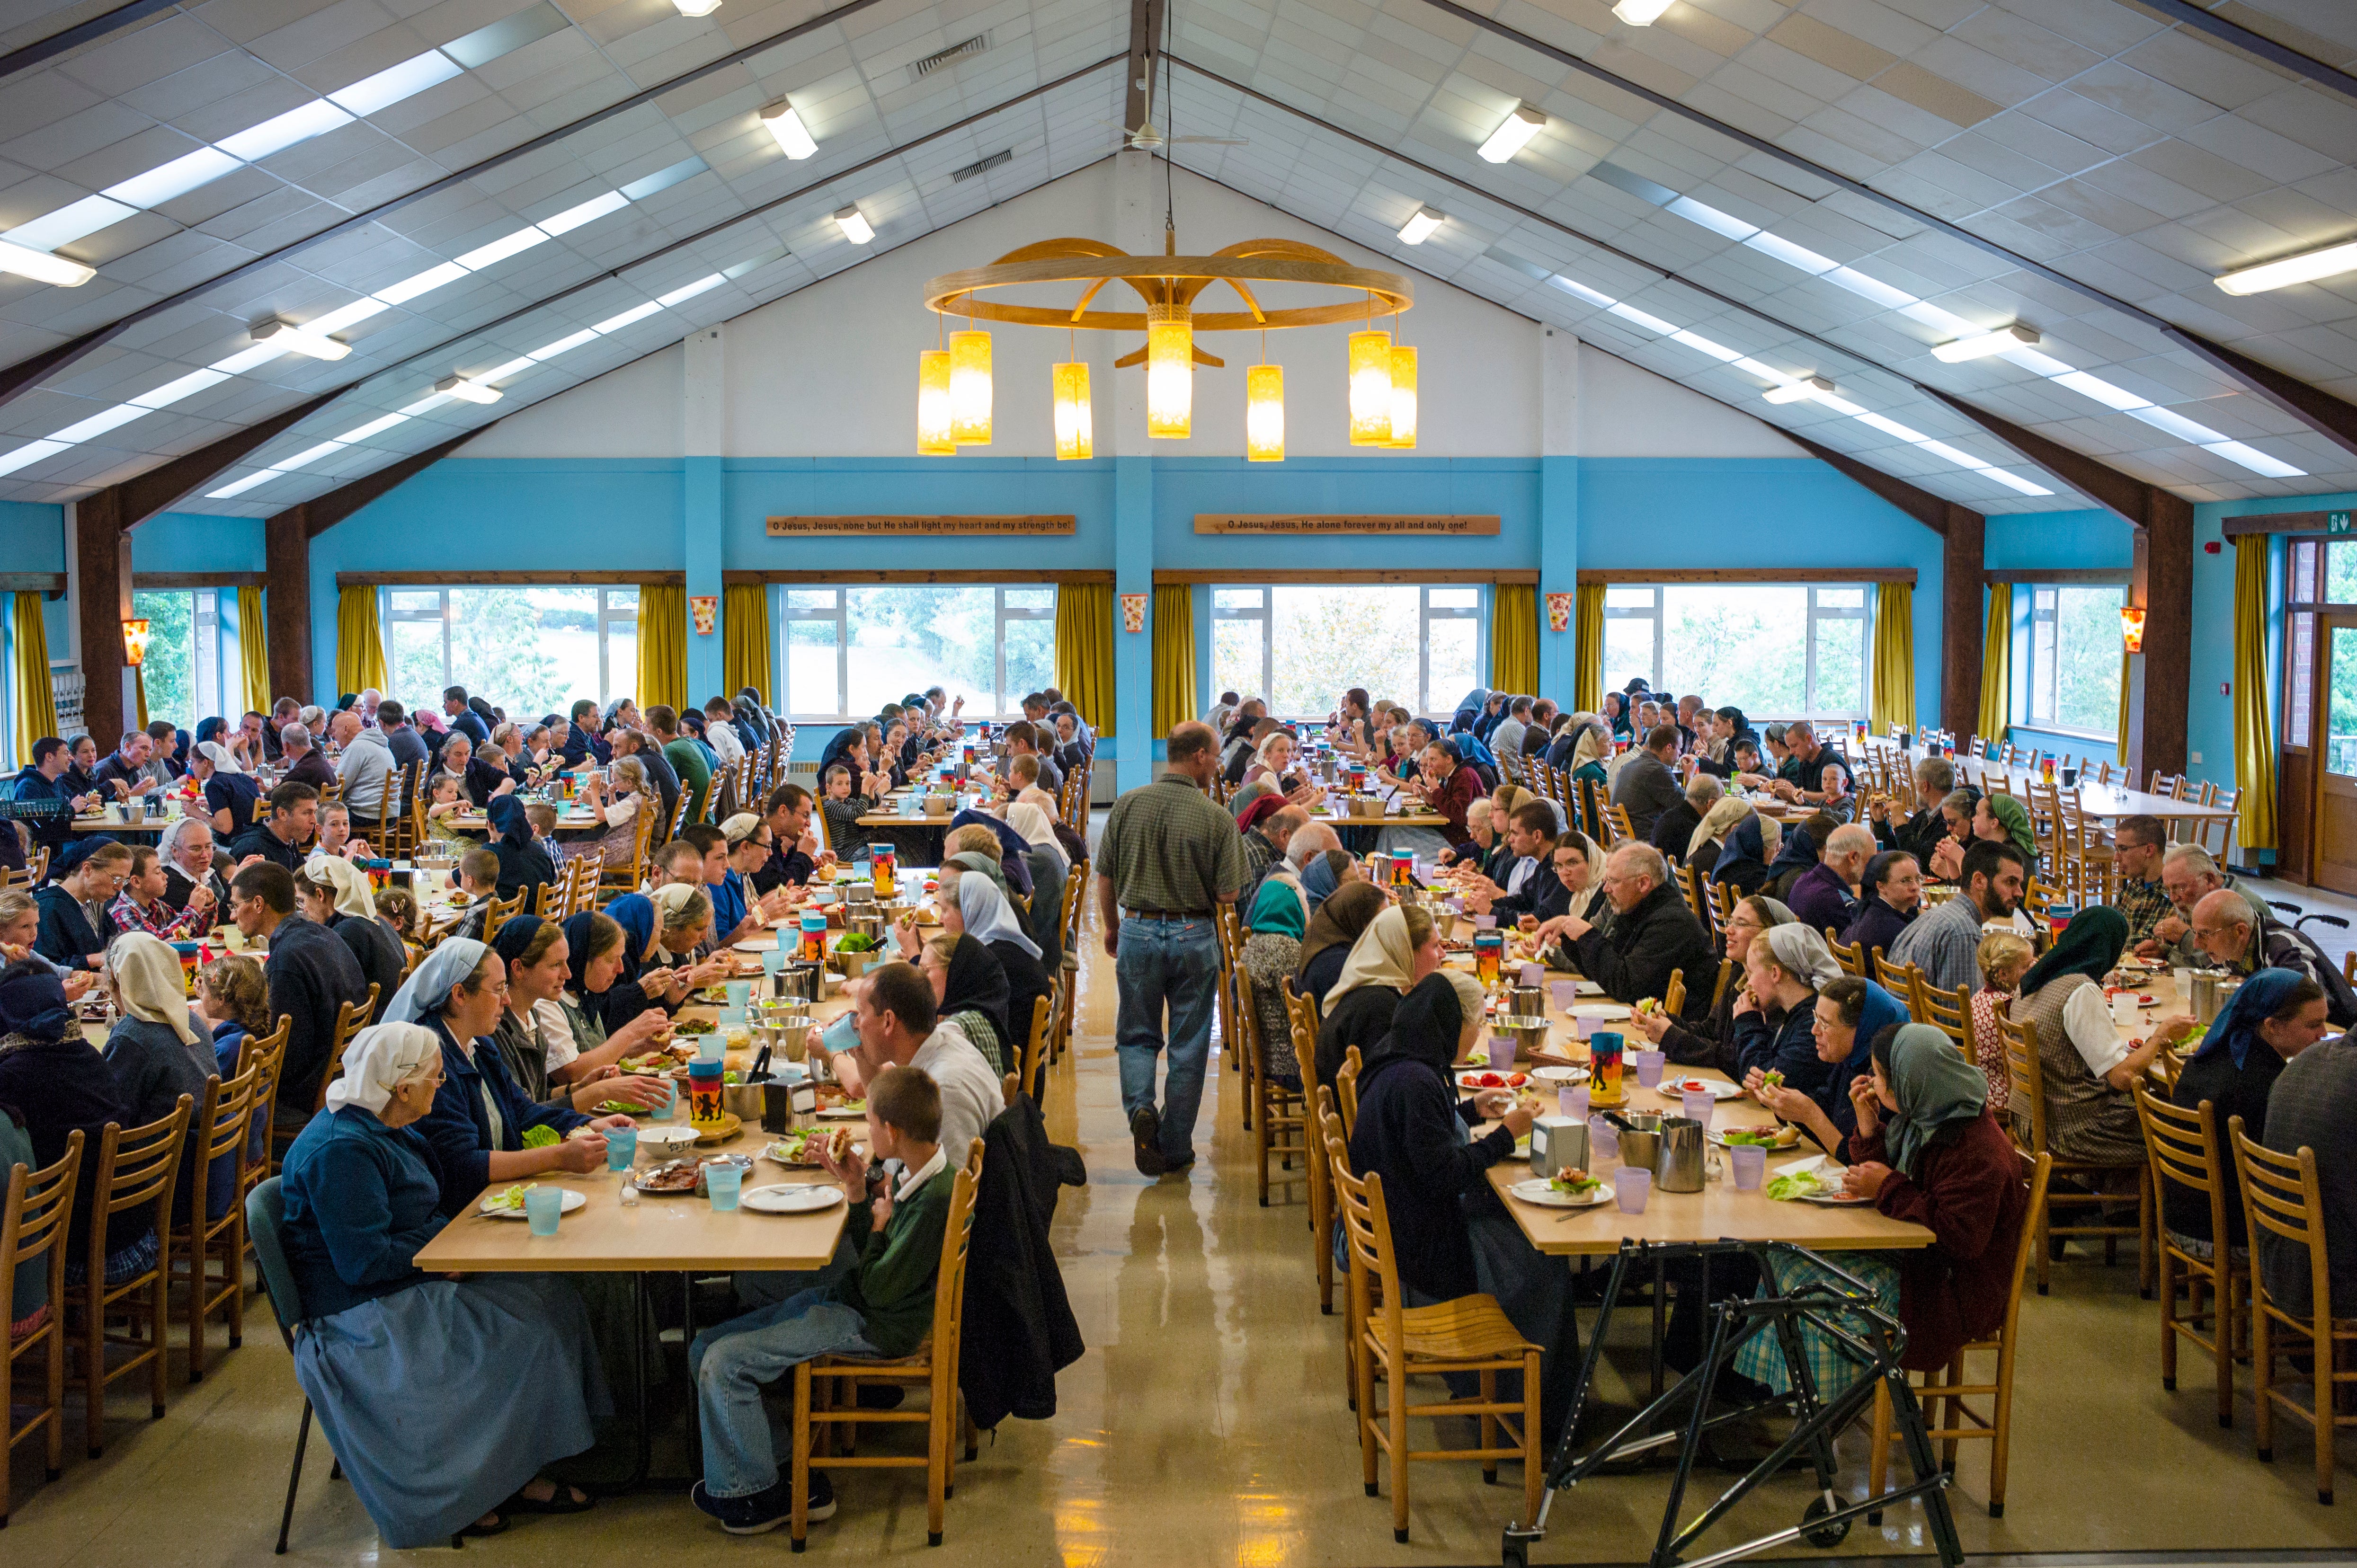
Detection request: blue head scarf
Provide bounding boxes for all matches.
[1715,815,1766,879]
[0,964,75,1043]
[1300,851,1343,912]
[955,871,1041,961]
[382,938,489,1025]
[2193,966,2309,1072]
[603,894,655,981]
[1766,823,1819,880]
[486,794,531,848]
[194,717,225,748]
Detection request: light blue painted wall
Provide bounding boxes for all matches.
[0,500,70,656]
[132,512,266,575]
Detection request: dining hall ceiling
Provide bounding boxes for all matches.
[0,0,2353,519]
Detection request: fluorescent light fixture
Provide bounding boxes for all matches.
[1478,104,1545,163]
[834,206,874,244]
[205,470,280,500]
[2124,405,2225,444]
[274,441,347,473]
[1742,231,1835,275]
[329,53,462,117]
[1932,325,2039,363]
[375,261,468,304]
[454,227,549,271]
[657,275,726,307]
[47,404,147,443]
[436,375,501,405]
[339,413,410,441]
[306,298,392,336]
[529,329,598,361]
[538,191,628,237]
[475,356,538,383]
[2215,238,2357,296]
[1397,206,1444,245]
[104,147,241,209]
[1763,377,1833,405]
[1605,301,1677,335]
[219,100,354,162]
[129,369,229,409]
[1983,469,2054,497]
[0,440,68,478]
[2050,371,2150,411]
[1612,0,1673,22]
[760,102,818,159]
[1,195,133,252]
[674,0,722,12]
[398,393,455,416]
[1854,410,1929,443]
[1670,328,1741,363]
[0,236,95,287]
[2202,441,2305,478]
[1666,195,1753,240]
[591,301,663,335]
[251,319,351,361]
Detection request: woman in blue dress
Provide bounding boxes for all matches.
[281,1019,609,1544]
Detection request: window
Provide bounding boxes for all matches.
[2026,585,2123,738]
[381,586,638,716]
[779,586,1056,722]
[1210,585,1485,719]
[130,588,228,734]
[1603,584,1872,719]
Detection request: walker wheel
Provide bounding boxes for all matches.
[1802,1497,1850,1547]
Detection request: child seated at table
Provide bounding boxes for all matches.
[1969,930,2032,1120]
[445,848,502,944]
[687,1065,954,1534]
[818,763,875,860]
[422,771,471,851]
[524,800,560,850]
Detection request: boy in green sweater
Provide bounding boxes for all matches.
[689,1065,954,1534]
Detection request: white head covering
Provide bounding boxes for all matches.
[1003,801,1067,872]
[954,872,1041,960]
[157,814,211,876]
[383,938,489,1024]
[1762,924,1842,991]
[107,932,201,1047]
[196,740,243,774]
[1324,904,1419,1012]
[1015,785,1061,821]
[325,1022,441,1115]
[719,812,761,844]
[302,852,377,921]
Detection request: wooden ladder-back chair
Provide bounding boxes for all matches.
[1289,983,1335,1314]
[480,890,526,944]
[1997,1011,2153,1297]
[599,804,656,904]
[1826,932,1864,978]
[0,1131,82,1524]
[1019,991,1052,1105]
[1866,1150,2052,1523]
[2149,770,2183,800]
[309,984,382,1115]
[791,1144,983,1546]
[174,1062,261,1384]
[2133,1083,2242,1429]
[1871,950,1921,1009]
[1335,1046,1364,1136]
[1606,803,1636,847]
[1709,957,1736,1012]
[1325,1111,1543,1542]
[1212,903,1245,1097]
[1912,974,1970,1056]
[2227,1117,2357,1504]
[2197,786,2239,861]
[69,1096,193,1457]
[1661,968,1685,1019]
[237,1016,291,1187]
[1675,861,1708,926]
[1234,966,1309,1208]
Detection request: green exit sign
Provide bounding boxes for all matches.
[2331,511,2352,533]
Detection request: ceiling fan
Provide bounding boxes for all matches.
[1108,3,1245,154]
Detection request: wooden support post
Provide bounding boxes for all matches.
[1941,506,1985,743]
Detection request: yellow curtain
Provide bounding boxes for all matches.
[2233,535,2278,853]
[1053,582,1114,738]
[1490,583,1538,697]
[334,586,386,701]
[721,584,772,706]
[134,664,148,731]
[1571,584,1604,715]
[11,594,57,744]
[1150,584,1195,738]
[1868,581,1915,734]
[239,585,274,712]
[639,584,687,715]
[1976,585,2010,749]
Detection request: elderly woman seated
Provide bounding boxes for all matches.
[1741,931,1909,1151]
[279,1021,611,1544]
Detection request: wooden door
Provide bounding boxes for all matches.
[2313,614,2357,895]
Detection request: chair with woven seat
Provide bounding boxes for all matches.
[174,1061,262,1383]
[1863,1151,2051,1522]
[68,1096,193,1458]
[790,1143,983,1548]
[2133,1082,2242,1428]
[2228,1116,2357,1504]
[1,1130,82,1524]
[1234,966,1308,1208]
[1325,1109,1542,1542]
[1998,1012,2152,1297]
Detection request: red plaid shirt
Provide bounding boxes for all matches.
[107,890,207,942]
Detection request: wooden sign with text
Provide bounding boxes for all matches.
[766,515,1076,537]
[1193,514,1501,536]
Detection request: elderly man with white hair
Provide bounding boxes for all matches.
[1550,842,1717,1017]
[1285,818,1343,868]
[1788,822,1876,937]
[2138,842,2269,967]
[2188,887,2357,1026]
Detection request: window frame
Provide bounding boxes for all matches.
[775,585,1057,724]
[1601,583,1876,722]
[377,585,640,709]
[2024,582,2125,743]
[1209,583,1488,721]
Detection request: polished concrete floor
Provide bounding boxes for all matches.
[9,911,2353,1565]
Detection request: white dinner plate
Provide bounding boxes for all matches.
[480,1187,586,1219]
[764,1138,863,1167]
[816,1104,868,1120]
[739,1184,847,1214]
[1529,1064,1588,1086]
[1509,1178,1614,1209]
[1655,1078,1745,1101]
[1796,1188,1874,1206]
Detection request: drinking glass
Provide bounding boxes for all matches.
[605,1127,637,1172]
[1681,1087,1716,1129]
[1615,1169,1651,1214]
[1730,1145,1766,1190]
[1631,1049,1666,1089]
[525,1187,562,1236]
[706,1164,742,1211]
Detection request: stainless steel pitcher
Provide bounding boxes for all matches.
[1654,1116,1717,1193]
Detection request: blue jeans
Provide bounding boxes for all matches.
[1114,914,1221,1162]
[689,1288,880,1499]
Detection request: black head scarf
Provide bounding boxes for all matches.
[1363,971,1480,1077]
[938,933,1012,1043]
[0,965,75,1044]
